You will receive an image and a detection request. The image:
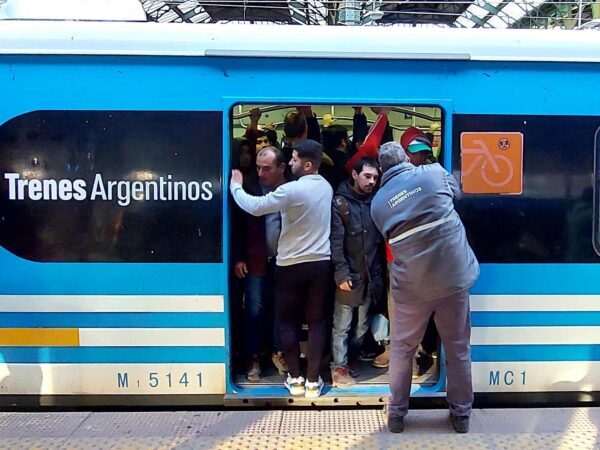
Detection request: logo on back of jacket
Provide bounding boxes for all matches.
[387,187,422,209]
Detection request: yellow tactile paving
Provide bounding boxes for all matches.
[0,409,597,449]
[0,328,79,346]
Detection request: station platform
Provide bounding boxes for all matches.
[0,407,597,449]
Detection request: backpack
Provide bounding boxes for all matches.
[333,195,351,228]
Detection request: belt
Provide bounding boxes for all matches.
[388,215,453,245]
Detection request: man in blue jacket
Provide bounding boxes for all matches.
[371,142,479,434]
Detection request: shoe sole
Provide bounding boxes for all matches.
[286,388,305,396]
[284,383,305,396]
[372,362,389,368]
[305,388,322,398]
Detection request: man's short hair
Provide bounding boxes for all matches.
[352,157,380,175]
[292,139,323,169]
[257,146,286,167]
[257,130,268,141]
[265,129,279,147]
[378,141,409,173]
[322,125,348,153]
[284,111,307,139]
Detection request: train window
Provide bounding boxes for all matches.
[0,110,223,262]
[454,114,599,263]
[594,126,600,257]
[231,104,443,165]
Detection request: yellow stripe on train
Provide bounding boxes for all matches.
[0,328,79,346]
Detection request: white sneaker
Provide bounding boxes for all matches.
[284,374,305,396]
[305,376,324,398]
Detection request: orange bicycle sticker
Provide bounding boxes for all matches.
[460,132,523,194]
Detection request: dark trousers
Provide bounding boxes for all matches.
[243,261,281,361]
[274,260,331,382]
[388,290,473,418]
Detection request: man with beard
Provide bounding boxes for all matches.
[330,157,385,387]
[230,139,332,398]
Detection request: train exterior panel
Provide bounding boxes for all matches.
[0,22,599,406]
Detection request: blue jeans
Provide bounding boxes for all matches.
[243,269,281,360]
[331,293,372,369]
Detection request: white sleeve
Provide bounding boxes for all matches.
[230,182,294,216]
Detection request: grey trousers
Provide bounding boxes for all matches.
[388,290,473,418]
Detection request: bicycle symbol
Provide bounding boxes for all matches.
[462,139,514,188]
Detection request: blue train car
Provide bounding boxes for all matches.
[0,20,599,407]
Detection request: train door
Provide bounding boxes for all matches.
[227,103,445,403]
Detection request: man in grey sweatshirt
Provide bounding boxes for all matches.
[370,142,479,434]
[230,139,333,399]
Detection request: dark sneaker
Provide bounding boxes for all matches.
[450,415,470,433]
[388,415,404,433]
[416,353,434,376]
[348,359,361,377]
[358,350,377,362]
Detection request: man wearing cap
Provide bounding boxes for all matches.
[399,126,440,376]
[400,125,438,167]
[371,142,479,434]
[230,139,333,399]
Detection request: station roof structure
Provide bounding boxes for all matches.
[0,0,598,28]
[139,0,600,28]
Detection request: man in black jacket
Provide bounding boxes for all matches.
[330,157,385,387]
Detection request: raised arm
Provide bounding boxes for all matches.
[345,109,389,173]
[243,107,261,150]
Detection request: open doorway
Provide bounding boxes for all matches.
[229,104,444,389]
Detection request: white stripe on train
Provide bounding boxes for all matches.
[470,295,600,312]
[0,295,224,312]
[471,326,600,345]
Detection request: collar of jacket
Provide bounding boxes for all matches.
[336,179,373,203]
[381,162,414,187]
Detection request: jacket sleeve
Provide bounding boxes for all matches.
[443,167,462,200]
[244,126,258,154]
[352,111,369,145]
[307,114,322,143]
[382,121,394,144]
[230,182,293,216]
[345,112,388,173]
[231,202,248,264]
[331,199,351,286]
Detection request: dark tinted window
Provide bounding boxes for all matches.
[0,110,222,262]
[453,114,599,263]
[595,126,600,257]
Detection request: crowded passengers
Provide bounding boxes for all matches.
[229,106,479,433]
